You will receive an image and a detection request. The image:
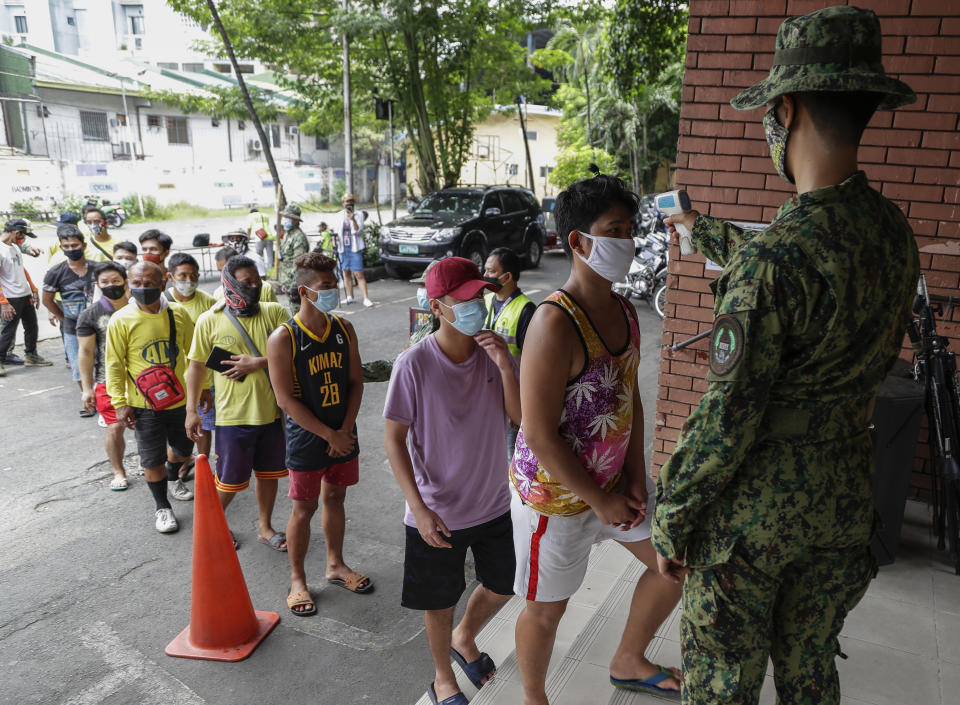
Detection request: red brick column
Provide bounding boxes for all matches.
[654,0,960,501]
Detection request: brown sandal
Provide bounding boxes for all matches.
[286,588,316,616]
[327,571,373,594]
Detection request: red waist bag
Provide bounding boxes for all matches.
[128,307,184,411]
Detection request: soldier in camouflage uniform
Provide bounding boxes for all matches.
[652,7,919,704]
[278,203,311,315]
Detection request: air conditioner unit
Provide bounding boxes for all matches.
[248,138,262,152]
[109,118,120,127]
[287,126,299,136]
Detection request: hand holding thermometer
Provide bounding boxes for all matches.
[655,190,695,255]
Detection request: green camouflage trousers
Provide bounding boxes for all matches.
[680,542,875,705]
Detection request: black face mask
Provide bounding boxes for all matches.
[63,248,85,261]
[130,287,162,306]
[483,274,506,290]
[101,284,126,301]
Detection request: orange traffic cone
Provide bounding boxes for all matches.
[166,454,280,661]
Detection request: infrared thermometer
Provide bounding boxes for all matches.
[655,190,695,255]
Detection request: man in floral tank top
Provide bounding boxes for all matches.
[511,175,683,703]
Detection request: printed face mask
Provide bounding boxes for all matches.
[438,298,486,337]
[173,280,198,296]
[88,224,103,235]
[304,285,339,313]
[114,258,134,269]
[575,232,634,283]
[763,102,794,184]
[221,269,260,317]
[416,287,430,310]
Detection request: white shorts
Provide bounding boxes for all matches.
[511,477,656,603]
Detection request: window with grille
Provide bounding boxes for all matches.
[525,130,538,140]
[315,136,329,150]
[157,62,178,70]
[182,63,204,73]
[80,111,109,142]
[270,124,280,148]
[166,117,189,144]
[14,16,27,33]
[125,4,145,34]
[146,115,161,128]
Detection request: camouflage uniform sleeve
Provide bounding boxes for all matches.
[692,215,758,267]
[652,252,799,562]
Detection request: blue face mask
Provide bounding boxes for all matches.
[438,298,486,336]
[416,287,429,310]
[304,285,339,313]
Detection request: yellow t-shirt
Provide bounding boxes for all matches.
[188,301,288,426]
[105,300,195,409]
[165,288,216,323]
[211,282,278,302]
[85,235,120,263]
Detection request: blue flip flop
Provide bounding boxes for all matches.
[450,647,496,689]
[610,666,681,697]
[427,682,469,705]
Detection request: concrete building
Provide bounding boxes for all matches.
[406,104,562,199]
[0,0,261,74]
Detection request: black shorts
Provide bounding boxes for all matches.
[402,511,515,611]
[133,406,194,469]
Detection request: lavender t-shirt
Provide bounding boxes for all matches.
[384,335,513,531]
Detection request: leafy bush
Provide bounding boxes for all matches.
[362,221,382,267]
[550,145,621,191]
[8,198,45,218]
[51,193,90,217]
[332,178,347,203]
[121,194,170,220]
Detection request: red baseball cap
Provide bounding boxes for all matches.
[425,256,496,300]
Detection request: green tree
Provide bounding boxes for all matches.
[550,143,619,191]
[170,0,552,194]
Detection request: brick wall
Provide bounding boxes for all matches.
[654,0,960,501]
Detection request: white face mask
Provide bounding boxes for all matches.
[575,231,635,282]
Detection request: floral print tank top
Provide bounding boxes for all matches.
[510,290,642,516]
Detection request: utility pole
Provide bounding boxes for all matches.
[204,0,285,224]
[117,77,144,217]
[342,0,354,197]
[388,99,396,221]
[516,97,535,195]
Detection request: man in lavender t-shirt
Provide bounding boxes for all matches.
[384,257,520,705]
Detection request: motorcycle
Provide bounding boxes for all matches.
[85,196,126,228]
[614,225,669,318]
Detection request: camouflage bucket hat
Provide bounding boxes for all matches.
[731,6,915,111]
[280,203,302,219]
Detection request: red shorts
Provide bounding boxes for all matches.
[288,457,359,502]
[95,383,118,425]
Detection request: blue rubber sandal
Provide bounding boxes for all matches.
[450,647,496,689]
[427,682,469,705]
[610,666,681,697]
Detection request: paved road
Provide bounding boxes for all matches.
[0,251,666,705]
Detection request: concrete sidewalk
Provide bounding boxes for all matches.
[414,500,957,705]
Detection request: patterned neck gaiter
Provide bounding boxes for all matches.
[221,268,261,317]
[763,102,794,185]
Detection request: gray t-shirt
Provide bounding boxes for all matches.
[75,299,117,384]
[0,242,31,299]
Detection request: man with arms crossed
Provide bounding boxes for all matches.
[512,174,682,704]
[268,252,371,616]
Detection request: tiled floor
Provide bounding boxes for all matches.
[413,500,959,705]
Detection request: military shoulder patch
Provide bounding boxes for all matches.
[709,314,744,377]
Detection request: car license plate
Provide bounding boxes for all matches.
[399,244,419,255]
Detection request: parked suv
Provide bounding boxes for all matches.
[379,185,546,278]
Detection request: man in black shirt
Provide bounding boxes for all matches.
[42,224,95,415]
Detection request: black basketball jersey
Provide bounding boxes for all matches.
[282,313,359,471]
